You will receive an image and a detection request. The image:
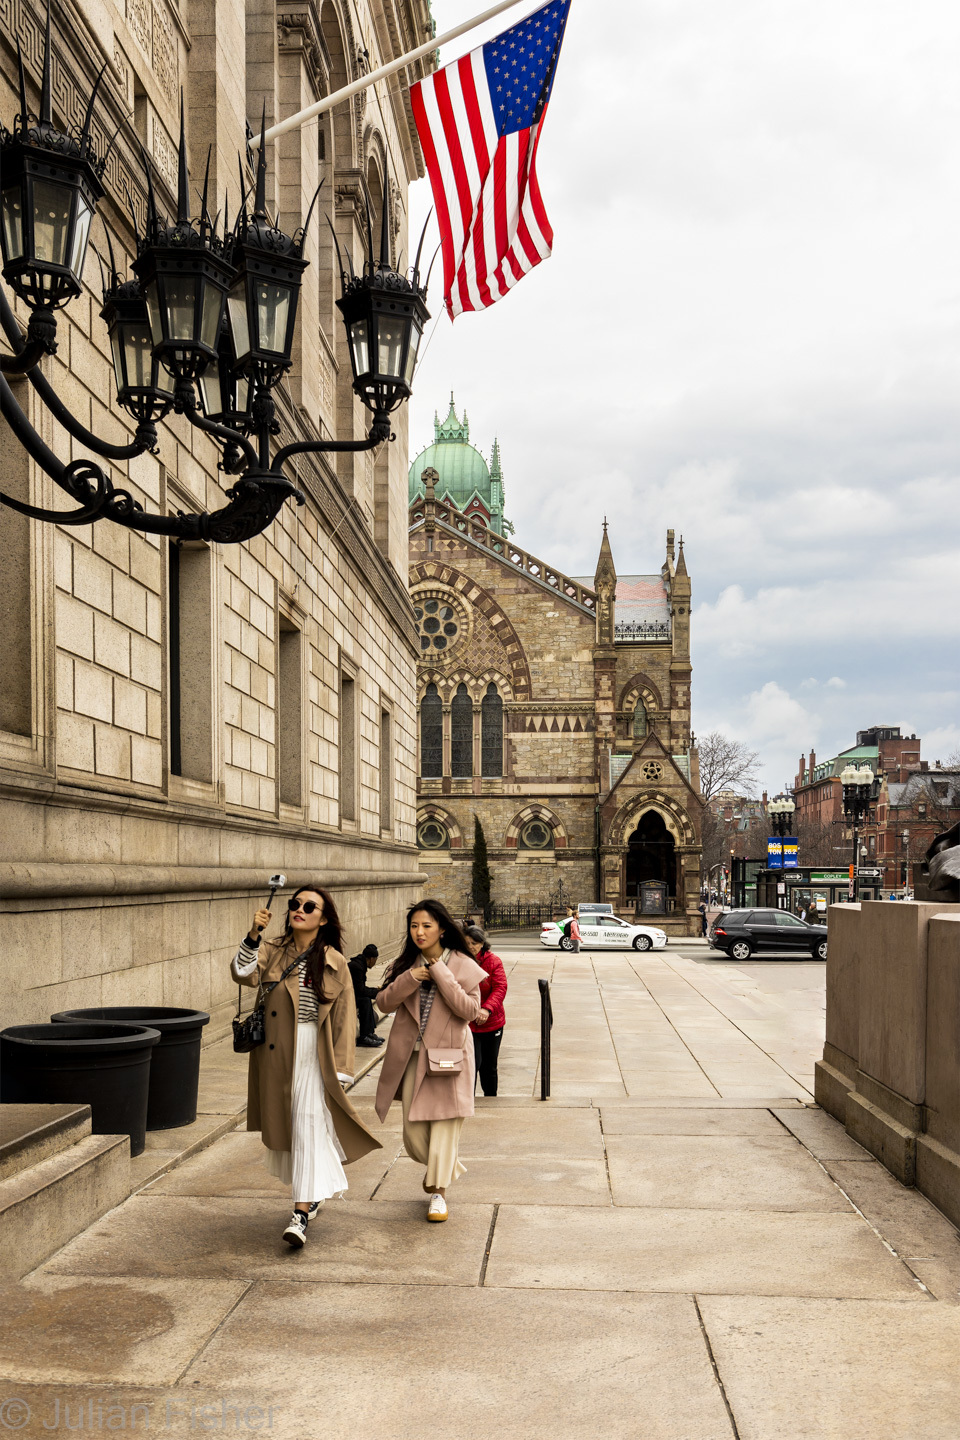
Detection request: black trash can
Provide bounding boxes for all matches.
[0,1023,160,1157]
[50,1007,210,1131]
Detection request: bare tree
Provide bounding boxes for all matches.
[794,814,844,867]
[696,731,760,801]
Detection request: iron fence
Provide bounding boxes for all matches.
[487,901,557,930]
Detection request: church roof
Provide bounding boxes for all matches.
[409,395,491,504]
[571,573,670,626]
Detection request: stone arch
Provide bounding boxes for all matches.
[607,794,696,850]
[410,561,532,699]
[417,802,463,849]
[504,804,568,850]
[619,673,664,713]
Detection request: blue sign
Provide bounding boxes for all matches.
[767,838,783,869]
[783,838,799,869]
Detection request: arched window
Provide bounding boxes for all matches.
[481,682,503,777]
[633,700,648,738]
[451,683,473,777]
[420,684,442,778]
[417,817,449,850]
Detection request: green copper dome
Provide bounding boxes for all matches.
[409,395,511,537]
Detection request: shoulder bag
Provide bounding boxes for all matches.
[416,953,464,1074]
[233,952,304,1053]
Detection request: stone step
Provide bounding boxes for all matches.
[0,1130,130,1279]
[0,1103,93,1183]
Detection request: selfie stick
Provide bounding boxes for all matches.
[257,872,286,934]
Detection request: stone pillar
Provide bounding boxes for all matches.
[844,900,960,1183]
[917,913,960,1228]
[814,902,864,1121]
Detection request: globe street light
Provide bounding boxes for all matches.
[0,26,429,543]
[840,765,877,902]
[767,794,796,839]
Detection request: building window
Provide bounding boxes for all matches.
[339,670,356,821]
[519,818,554,850]
[633,700,647,739]
[481,682,503,777]
[168,541,213,783]
[417,817,449,849]
[451,683,473,777]
[415,596,461,653]
[380,708,392,830]
[420,683,442,778]
[277,620,303,807]
[0,407,31,737]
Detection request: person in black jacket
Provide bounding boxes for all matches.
[349,944,383,1047]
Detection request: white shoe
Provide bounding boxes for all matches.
[426,1193,448,1223]
[304,1201,323,1222]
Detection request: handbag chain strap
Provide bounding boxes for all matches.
[236,951,304,1019]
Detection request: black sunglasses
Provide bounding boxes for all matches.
[288,899,321,916]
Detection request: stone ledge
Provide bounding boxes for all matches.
[0,863,426,901]
[916,1134,960,1233]
[845,1089,918,1185]
[814,1059,854,1123]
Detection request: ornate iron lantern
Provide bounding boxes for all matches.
[197,316,251,430]
[335,190,430,423]
[100,277,174,423]
[0,26,105,315]
[132,109,233,382]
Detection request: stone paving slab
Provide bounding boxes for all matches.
[699,1295,960,1440]
[41,1196,494,1287]
[485,1205,926,1298]
[375,1154,612,1206]
[142,1130,403,1203]
[0,1275,248,1385]
[600,1106,787,1136]
[772,1107,872,1160]
[181,1283,734,1440]
[605,1134,851,1211]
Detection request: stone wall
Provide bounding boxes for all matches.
[815,901,960,1229]
[0,0,433,1037]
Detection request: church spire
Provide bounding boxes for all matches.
[594,518,616,646]
[675,535,688,576]
[594,516,617,591]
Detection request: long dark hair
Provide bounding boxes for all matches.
[381,899,469,986]
[277,885,342,1002]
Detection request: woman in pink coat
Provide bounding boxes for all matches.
[375,900,484,1223]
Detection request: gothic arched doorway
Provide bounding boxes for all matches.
[625,811,677,903]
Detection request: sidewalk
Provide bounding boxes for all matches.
[2,946,959,1439]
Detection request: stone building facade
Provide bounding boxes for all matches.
[0,0,435,1035]
[409,419,702,935]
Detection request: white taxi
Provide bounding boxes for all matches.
[540,914,668,952]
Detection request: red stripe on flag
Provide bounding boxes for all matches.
[458,57,494,309]
[411,80,457,313]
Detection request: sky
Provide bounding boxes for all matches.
[402,0,960,793]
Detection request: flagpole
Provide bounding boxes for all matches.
[250,0,530,150]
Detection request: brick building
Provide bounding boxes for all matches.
[1,0,434,1032]
[408,405,702,935]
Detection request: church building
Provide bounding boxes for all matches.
[408,400,703,936]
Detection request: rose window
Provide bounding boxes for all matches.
[641,760,664,782]
[518,818,554,850]
[417,818,449,849]
[414,597,461,653]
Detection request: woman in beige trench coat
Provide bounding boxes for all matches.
[231,884,380,1248]
[375,899,484,1223]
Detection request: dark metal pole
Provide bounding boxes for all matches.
[538,978,552,1102]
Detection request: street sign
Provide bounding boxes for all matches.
[848,863,855,899]
[777,882,786,895]
[767,838,783,869]
[857,867,882,878]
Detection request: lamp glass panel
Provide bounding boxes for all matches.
[123,324,155,388]
[200,282,224,351]
[68,196,92,279]
[235,375,250,415]
[349,320,369,376]
[31,180,72,266]
[156,358,175,395]
[197,368,223,418]
[376,316,404,379]
[164,275,198,341]
[144,281,163,345]
[255,280,291,355]
[1,187,24,261]
[227,283,250,358]
[403,321,422,383]
[109,329,125,392]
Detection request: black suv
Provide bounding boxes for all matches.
[709,909,828,961]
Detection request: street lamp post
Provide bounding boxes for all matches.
[0,28,429,544]
[840,765,878,902]
[767,794,796,908]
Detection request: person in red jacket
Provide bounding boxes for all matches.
[463,925,508,1097]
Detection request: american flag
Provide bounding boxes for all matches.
[411,1,572,319]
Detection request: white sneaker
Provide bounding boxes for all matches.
[304,1201,323,1222]
[426,1193,448,1223]
[282,1211,308,1248]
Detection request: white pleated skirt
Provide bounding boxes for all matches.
[265,1022,349,1203]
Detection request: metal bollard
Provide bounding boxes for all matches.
[538,978,553,1101]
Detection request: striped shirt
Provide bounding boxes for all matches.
[230,936,320,1024]
[418,949,451,1033]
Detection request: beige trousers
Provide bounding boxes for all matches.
[401,1050,466,1190]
